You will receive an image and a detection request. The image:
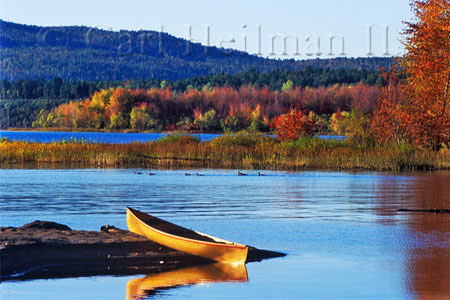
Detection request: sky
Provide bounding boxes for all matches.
[0,0,414,59]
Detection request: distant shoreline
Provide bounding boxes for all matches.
[3,127,161,133]
[1,128,336,137]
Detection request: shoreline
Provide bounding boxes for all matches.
[2,128,221,134]
[2,128,171,134]
[2,161,449,173]
[1,128,336,136]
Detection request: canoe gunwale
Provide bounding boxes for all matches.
[127,207,247,250]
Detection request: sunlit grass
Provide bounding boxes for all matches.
[1,135,448,171]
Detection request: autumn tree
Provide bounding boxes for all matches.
[375,0,450,148]
[271,109,317,140]
[282,80,294,92]
[32,109,49,128]
[331,109,373,143]
[130,103,155,131]
[194,109,221,132]
[372,69,411,144]
[248,105,270,132]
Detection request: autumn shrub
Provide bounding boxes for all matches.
[330,109,373,143]
[271,109,317,141]
[330,109,347,135]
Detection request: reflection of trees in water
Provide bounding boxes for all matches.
[376,173,450,298]
[372,175,415,223]
[405,174,450,299]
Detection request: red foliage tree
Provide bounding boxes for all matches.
[403,0,450,148]
[372,68,411,144]
[271,109,317,140]
[374,0,450,148]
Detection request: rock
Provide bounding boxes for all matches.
[100,225,120,232]
[20,221,72,231]
[1,224,208,281]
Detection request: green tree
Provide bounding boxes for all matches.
[194,109,221,132]
[221,116,244,132]
[281,79,294,92]
[130,107,152,131]
[32,109,49,128]
[160,80,170,90]
[109,112,128,130]
[332,109,372,142]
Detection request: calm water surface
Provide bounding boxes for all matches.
[0,131,221,143]
[0,169,449,299]
[0,130,345,143]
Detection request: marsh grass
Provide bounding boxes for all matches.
[156,134,201,144]
[1,135,448,171]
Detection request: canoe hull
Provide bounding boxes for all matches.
[126,208,248,264]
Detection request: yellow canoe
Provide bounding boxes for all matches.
[126,262,247,300]
[126,207,248,264]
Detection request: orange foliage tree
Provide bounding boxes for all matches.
[271,109,317,140]
[374,0,450,148]
[372,68,411,144]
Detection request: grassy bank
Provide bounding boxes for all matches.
[1,134,449,171]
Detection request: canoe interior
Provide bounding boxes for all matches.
[128,207,225,244]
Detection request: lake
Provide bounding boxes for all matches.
[0,131,345,143]
[0,131,221,143]
[1,169,449,299]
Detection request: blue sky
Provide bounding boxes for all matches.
[0,0,413,58]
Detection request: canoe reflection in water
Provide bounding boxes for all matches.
[126,262,248,300]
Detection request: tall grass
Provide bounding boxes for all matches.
[1,135,449,171]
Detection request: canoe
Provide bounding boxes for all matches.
[126,262,247,300]
[126,207,248,264]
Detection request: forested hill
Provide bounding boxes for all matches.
[0,20,393,82]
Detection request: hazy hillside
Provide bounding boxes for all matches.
[0,20,393,81]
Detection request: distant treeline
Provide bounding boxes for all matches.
[24,84,383,134]
[0,67,386,129]
[0,67,383,100]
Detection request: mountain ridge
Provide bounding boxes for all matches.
[0,19,394,81]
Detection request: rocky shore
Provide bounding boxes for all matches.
[1,221,285,281]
